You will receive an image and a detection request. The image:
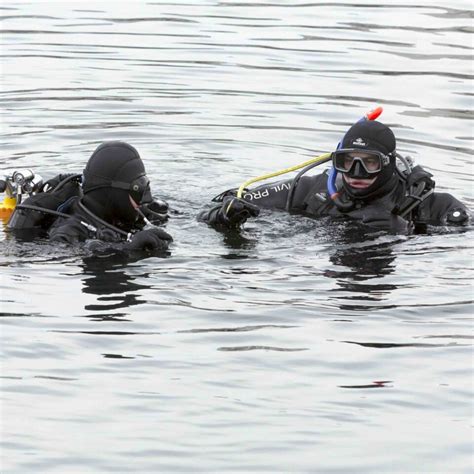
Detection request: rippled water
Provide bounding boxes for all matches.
[1,2,473,472]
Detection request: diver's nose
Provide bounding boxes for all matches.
[351,160,364,177]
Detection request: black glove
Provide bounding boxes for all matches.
[219,196,260,226]
[126,227,173,252]
[407,165,435,190]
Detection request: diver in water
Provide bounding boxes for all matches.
[6,141,172,255]
[199,119,470,233]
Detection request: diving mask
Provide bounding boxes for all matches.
[110,174,150,203]
[332,149,391,178]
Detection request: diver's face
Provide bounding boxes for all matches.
[342,174,378,189]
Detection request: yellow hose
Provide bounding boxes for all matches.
[237,152,331,198]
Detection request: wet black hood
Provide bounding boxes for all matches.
[81,141,147,228]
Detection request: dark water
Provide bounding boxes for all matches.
[1,2,473,472]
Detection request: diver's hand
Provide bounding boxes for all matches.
[126,227,173,252]
[407,165,435,190]
[219,196,260,226]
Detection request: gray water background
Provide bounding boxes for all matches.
[0,1,473,472]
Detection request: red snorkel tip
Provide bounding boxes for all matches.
[365,106,383,121]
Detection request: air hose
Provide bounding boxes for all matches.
[237,152,331,199]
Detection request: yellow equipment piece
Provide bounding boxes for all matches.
[237,152,331,198]
[0,196,16,223]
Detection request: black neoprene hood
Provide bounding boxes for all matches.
[339,121,397,199]
[81,141,148,226]
[82,141,146,194]
[341,120,396,155]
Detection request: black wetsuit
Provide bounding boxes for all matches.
[200,168,470,232]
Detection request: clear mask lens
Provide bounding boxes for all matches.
[333,150,387,175]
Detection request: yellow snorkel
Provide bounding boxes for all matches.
[236,152,332,198]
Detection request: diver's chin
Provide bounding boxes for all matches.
[343,175,377,189]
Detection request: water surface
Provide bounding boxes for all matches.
[1,2,473,472]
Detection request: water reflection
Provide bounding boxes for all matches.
[220,228,257,259]
[330,242,397,280]
[325,223,396,270]
[324,224,402,308]
[80,255,149,320]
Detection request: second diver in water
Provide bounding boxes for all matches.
[199,119,470,233]
[7,141,173,256]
